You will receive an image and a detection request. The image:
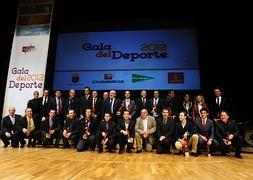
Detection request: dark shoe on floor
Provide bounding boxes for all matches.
[3,144,9,148]
[127,149,131,153]
[235,154,242,159]
[190,152,198,157]
[118,150,123,154]
[136,149,142,153]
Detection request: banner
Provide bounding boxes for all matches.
[2,0,54,116]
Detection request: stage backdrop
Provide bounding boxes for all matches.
[2,0,54,116]
[54,29,200,90]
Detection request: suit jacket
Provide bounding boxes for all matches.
[27,98,41,115]
[51,96,65,115]
[175,120,196,140]
[17,116,39,132]
[156,117,175,139]
[215,119,240,141]
[64,97,81,116]
[78,117,99,137]
[117,118,135,138]
[88,98,103,118]
[149,98,165,117]
[210,97,229,119]
[1,114,21,134]
[41,117,61,136]
[120,99,136,118]
[102,98,122,117]
[80,95,92,115]
[135,115,156,135]
[165,97,179,116]
[196,117,214,139]
[97,120,116,140]
[38,96,54,117]
[135,98,152,117]
[63,117,80,136]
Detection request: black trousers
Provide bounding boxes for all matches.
[20,130,41,147]
[1,132,19,147]
[96,134,115,152]
[118,134,133,151]
[219,135,243,155]
[77,135,96,151]
[156,137,173,154]
[41,132,60,146]
[61,134,78,147]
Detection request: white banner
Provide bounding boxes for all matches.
[2,0,54,116]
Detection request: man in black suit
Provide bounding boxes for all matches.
[102,90,121,122]
[41,109,61,148]
[156,108,175,154]
[96,113,116,153]
[117,111,135,154]
[17,108,41,147]
[1,107,21,147]
[210,88,229,119]
[88,90,102,120]
[175,111,198,156]
[165,90,179,118]
[51,90,65,128]
[77,108,99,152]
[62,109,80,148]
[39,89,54,119]
[27,91,41,119]
[80,86,92,115]
[196,108,216,155]
[215,111,243,158]
[64,89,80,117]
[150,90,165,118]
[119,91,136,120]
[136,90,151,118]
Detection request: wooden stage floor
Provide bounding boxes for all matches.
[0,145,253,180]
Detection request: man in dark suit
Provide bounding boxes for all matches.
[210,88,229,119]
[215,111,243,158]
[38,89,54,119]
[136,90,152,118]
[62,109,80,148]
[175,111,198,156]
[80,86,92,115]
[41,109,61,148]
[77,108,99,152]
[17,108,41,147]
[1,107,21,147]
[156,108,175,154]
[27,91,41,119]
[150,90,165,118]
[117,111,135,154]
[102,90,121,123]
[88,90,102,120]
[96,113,116,153]
[51,90,65,128]
[196,108,215,155]
[64,89,80,117]
[165,90,179,118]
[119,91,136,120]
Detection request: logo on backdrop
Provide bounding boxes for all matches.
[8,67,44,91]
[82,42,168,62]
[132,74,154,83]
[22,44,36,53]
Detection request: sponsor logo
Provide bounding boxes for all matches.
[168,72,184,83]
[132,74,154,83]
[22,44,35,53]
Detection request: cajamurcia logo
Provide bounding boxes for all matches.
[82,42,168,62]
[22,44,35,54]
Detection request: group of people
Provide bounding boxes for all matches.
[0,87,243,158]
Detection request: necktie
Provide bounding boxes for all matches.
[58,97,62,113]
[216,97,220,107]
[93,98,96,108]
[11,116,15,125]
[202,119,206,129]
[106,122,109,131]
[163,119,167,124]
[110,99,113,114]
[142,98,146,106]
[43,97,47,106]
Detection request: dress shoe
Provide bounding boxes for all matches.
[235,154,242,159]
[118,150,123,154]
[136,149,142,153]
[190,152,198,157]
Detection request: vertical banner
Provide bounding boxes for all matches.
[2,0,54,116]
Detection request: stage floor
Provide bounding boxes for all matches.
[0,145,253,180]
